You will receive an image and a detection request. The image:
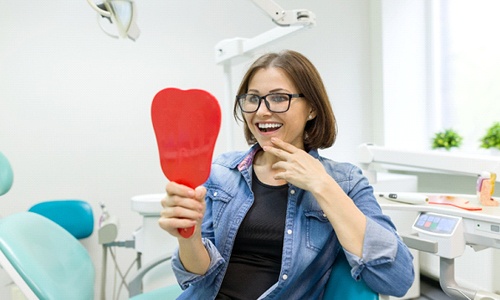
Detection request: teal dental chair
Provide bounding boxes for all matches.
[0,211,174,300]
[0,211,379,300]
[0,212,95,300]
[0,151,377,300]
[0,212,378,300]
[0,151,93,240]
[0,152,96,299]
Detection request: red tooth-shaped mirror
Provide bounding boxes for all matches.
[151,88,221,238]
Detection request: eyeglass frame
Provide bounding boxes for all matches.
[236,93,305,113]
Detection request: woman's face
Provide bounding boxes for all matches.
[243,67,315,150]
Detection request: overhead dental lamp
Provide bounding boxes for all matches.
[86,0,140,41]
[215,0,316,64]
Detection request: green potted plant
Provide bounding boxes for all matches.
[480,122,500,151]
[431,129,463,150]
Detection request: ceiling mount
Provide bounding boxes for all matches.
[87,0,140,41]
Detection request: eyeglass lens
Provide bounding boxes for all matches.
[238,94,291,113]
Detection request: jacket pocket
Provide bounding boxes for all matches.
[304,210,331,251]
[206,186,233,228]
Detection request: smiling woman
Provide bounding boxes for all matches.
[158,49,415,299]
[239,66,313,151]
[233,51,337,151]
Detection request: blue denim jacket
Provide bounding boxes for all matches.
[171,144,414,299]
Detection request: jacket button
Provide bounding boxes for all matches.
[290,189,295,195]
[287,229,292,235]
[282,274,288,280]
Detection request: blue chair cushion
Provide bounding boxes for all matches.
[323,251,379,299]
[28,200,94,239]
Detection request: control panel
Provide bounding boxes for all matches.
[413,212,465,259]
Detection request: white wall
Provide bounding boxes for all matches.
[370,0,430,149]
[0,0,374,299]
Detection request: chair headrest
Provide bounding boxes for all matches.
[0,152,13,196]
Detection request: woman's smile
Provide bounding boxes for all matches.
[257,122,283,133]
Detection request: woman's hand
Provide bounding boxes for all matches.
[263,137,330,194]
[265,138,367,256]
[159,181,206,239]
[159,181,211,274]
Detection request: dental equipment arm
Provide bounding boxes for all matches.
[214,0,316,65]
[250,0,316,27]
[358,143,500,183]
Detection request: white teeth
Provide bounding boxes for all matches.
[258,123,282,129]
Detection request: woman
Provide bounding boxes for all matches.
[159,50,414,299]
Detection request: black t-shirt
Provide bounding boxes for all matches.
[216,171,288,300]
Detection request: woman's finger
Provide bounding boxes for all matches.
[270,137,298,153]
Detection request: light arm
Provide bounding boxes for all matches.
[215,0,316,65]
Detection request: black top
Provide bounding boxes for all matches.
[216,171,288,300]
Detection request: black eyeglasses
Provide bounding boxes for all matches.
[236,93,304,113]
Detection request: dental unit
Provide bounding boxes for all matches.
[359,144,500,300]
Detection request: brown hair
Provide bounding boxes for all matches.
[233,50,337,150]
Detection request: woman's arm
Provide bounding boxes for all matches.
[309,177,367,257]
[159,182,211,274]
[263,138,414,296]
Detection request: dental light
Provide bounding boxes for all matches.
[86,0,140,41]
[215,0,316,64]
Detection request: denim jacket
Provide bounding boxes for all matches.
[171,144,414,299]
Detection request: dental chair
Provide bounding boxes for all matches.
[0,152,96,299]
[1,151,93,240]
[0,212,95,300]
[0,210,378,300]
[128,251,379,300]
[0,151,377,300]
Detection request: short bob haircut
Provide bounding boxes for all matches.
[233,50,337,150]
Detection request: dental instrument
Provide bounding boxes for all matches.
[378,192,429,205]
